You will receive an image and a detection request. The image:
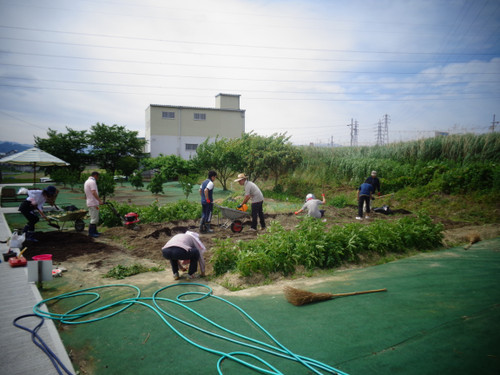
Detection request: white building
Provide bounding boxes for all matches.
[145,94,245,158]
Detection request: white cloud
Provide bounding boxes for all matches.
[0,0,498,146]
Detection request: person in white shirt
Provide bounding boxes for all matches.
[84,171,103,238]
[18,185,58,241]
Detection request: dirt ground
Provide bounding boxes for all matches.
[20,203,500,291]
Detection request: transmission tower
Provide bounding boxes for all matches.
[490,114,499,132]
[376,114,390,145]
[347,118,358,147]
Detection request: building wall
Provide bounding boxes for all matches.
[146,94,245,158]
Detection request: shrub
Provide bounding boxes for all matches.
[211,238,239,276]
[99,200,201,227]
[211,214,444,278]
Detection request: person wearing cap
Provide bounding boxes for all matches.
[365,171,381,195]
[18,185,58,241]
[234,173,266,231]
[199,170,217,233]
[364,170,381,213]
[356,181,374,220]
[84,171,103,238]
[161,231,206,280]
[294,193,326,218]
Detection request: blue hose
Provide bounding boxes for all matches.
[33,283,348,375]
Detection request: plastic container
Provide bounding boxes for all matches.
[32,254,53,261]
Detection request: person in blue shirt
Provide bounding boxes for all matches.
[356,182,374,220]
[199,170,217,233]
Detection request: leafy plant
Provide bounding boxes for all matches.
[103,264,164,279]
[211,214,444,278]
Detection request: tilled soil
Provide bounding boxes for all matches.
[17,204,499,289]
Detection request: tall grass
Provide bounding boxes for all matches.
[288,133,500,196]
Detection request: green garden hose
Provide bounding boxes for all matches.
[33,283,348,375]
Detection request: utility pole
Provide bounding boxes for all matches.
[490,114,499,132]
[347,119,358,147]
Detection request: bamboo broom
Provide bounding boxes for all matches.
[284,286,387,306]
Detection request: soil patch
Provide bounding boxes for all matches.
[20,205,500,290]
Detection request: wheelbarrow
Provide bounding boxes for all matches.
[48,209,88,232]
[216,205,250,233]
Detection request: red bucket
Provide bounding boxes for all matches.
[32,254,52,261]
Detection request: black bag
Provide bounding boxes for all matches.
[373,205,393,215]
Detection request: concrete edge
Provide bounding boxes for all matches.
[0,209,76,374]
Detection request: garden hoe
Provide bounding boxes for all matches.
[284,286,387,306]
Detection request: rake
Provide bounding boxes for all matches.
[284,286,387,306]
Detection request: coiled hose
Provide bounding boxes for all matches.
[31,283,348,375]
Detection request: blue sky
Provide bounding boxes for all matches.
[0,0,499,146]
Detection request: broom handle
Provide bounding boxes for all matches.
[18,247,28,257]
[330,288,387,298]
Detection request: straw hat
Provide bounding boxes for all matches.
[234,173,248,182]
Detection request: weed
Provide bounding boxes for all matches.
[103,264,164,279]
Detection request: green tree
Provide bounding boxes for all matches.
[50,168,80,190]
[129,170,144,190]
[116,156,139,179]
[147,173,165,195]
[194,137,244,190]
[179,174,198,199]
[239,132,302,188]
[34,127,89,177]
[88,123,146,174]
[142,154,197,181]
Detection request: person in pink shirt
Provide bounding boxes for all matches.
[161,231,206,280]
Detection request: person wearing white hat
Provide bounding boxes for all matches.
[161,231,206,280]
[294,192,326,218]
[234,173,265,231]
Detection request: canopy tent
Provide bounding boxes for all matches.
[0,147,70,185]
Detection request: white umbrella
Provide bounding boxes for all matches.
[0,147,70,185]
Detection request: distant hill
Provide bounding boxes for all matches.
[0,141,32,154]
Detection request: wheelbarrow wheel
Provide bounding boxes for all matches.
[231,220,243,233]
[74,219,85,232]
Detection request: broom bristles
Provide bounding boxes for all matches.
[283,286,333,306]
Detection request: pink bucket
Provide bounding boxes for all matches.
[32,254,52,261]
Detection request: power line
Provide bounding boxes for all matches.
[0,25,498,57]
[1,76,496,97]
[0,36,490,65]
[2,49,498,76]
[2,64,497,85]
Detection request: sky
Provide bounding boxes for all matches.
[0,0,499,147]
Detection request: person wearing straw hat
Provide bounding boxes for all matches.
[161,231,206,280]
[234,173,266,231]
[18,185,58,242]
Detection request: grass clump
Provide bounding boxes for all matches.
[104,264,164,279]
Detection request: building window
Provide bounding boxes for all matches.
[162,111,175,119]
[185,143,198,151]
[194,113,206,121]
